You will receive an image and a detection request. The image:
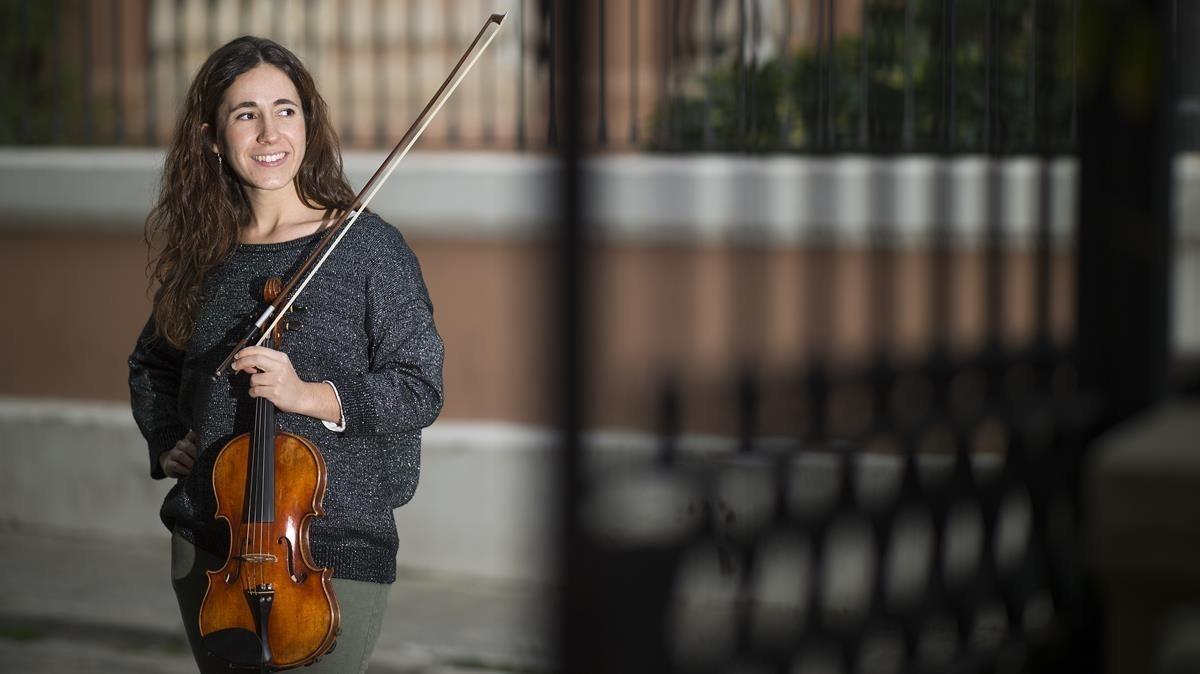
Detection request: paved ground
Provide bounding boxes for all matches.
[0,529,554,673]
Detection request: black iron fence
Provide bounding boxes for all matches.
[554,2,1175,674]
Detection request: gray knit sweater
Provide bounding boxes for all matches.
[128,213,444,584]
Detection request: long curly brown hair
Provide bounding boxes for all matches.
[146,36,355,349]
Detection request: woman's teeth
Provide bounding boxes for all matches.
[253,152,286,164]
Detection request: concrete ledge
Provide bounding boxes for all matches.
[0,397,558,582]
[0,148,1079,247]
[1,396,1021,587]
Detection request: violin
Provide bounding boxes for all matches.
[199,276,339,671]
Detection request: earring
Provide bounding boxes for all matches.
[216,153,222,171]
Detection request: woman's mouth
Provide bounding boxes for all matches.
[252,151,287,167]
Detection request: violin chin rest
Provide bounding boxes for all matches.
[203,628,265,668]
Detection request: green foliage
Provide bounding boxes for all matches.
[649,0,1077,153]
[0,1,69,144]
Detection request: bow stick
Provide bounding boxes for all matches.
[214,12,506,378]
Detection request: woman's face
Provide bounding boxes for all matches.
[212,64,306,194]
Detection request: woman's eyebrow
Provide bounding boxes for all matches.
[228,98,298,112]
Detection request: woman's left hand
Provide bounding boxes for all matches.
[232,346,338,421]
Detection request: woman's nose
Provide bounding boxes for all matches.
[258,117,279,143]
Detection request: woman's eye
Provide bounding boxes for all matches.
[236,111,256,121]
[279,108,297,117]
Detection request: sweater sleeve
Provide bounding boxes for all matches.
[128,315,189,479]
[326,229,445,436]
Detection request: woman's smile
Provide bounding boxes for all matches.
[251,151,289,167]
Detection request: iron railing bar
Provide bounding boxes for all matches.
[597,0,607,145]
[547,0,557,146]
[557,0,585,664]
[408,0,420,145]
[1069,0,1078,148]
[737,0,747,149]
[669,0,678,148]
[931,0,955,349]
[338,1,352,143]
[18,1,33,141]
[860,0,870,148]
[1029,0,1039,149]
[305,0,319,73]
[826,0,836,150]
[84,0,96,142]
[657,0,668,148]
[703,0,716,148]
[1033,0,1054,346]
[903,0,914,149]
[145,0,156,144]
[627,0,637,145]
[374,0,388,147]
[52,0,66,143]
[749,0,759,149]
[113,0,125,142]
[984,0,1005,348]
[517,0,526,149]
[446,2,460,145]
[482,0,496,143]
[779,0,793,148]
[700,0,710,147]
[815,0,827,149]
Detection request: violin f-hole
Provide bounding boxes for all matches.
[278,535,308,583]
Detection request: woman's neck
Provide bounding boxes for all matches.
[240,183,329,244]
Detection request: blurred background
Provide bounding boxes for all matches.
[1,0,1198,673]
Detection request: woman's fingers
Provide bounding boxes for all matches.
[232,347,291,374]
[163,430,199,478]
[162,449,191,478]
[175,447,195,469]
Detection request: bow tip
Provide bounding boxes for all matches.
[490,12,507,25]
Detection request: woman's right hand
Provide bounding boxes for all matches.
[160,430,198,478]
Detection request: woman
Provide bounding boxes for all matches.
[128,36,444,673]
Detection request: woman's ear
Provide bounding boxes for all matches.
[201,122,219,155]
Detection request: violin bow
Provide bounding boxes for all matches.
[213,12,507,378]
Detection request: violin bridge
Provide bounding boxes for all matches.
[235,553,279,564]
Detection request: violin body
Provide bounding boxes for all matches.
[200,428,340,670]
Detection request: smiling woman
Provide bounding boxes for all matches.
[128,36,444,673]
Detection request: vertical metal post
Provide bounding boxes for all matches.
[983,0,1004,349]
[1076,0,1172,430]
[558,0,586,669]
